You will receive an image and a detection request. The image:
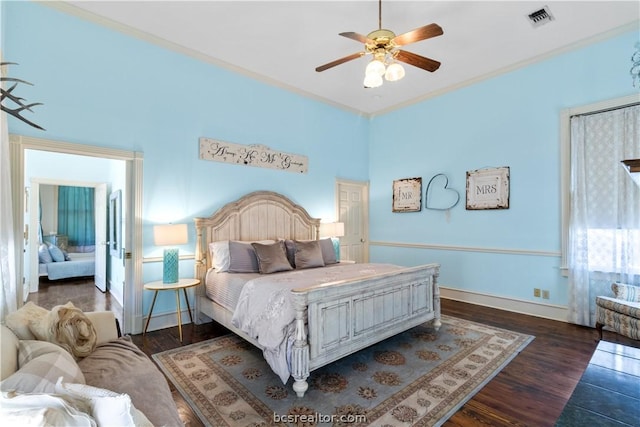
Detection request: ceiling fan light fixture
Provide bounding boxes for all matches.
[366,58,386,76]
[385,62,405,81]
[364,72,383,88]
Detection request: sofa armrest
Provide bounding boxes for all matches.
[84,311,120,345]
[611,283,640,303]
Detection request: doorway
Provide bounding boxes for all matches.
[10,134,144,334]
[336,179,369,263]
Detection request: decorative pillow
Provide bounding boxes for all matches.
[5,301,48,340]
[55,379,153,427]
[0,340,85,394]
[252,241,293,274]
[228,241,261,273]
[38,244,53,264]
[209,240,231,272]
[319,238,337,265]
[48,244,66,262]
[611,282,640,302]
[282,239,297,268]
[294,240,325,269]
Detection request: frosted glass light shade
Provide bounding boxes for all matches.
[365,59,386,76]
[385,62,405,82]
[364,73,383,88]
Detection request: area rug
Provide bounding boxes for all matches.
[153,316,533,426]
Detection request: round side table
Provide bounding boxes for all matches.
[143,278,200,342]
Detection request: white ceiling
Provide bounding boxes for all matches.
[62,1,639,116]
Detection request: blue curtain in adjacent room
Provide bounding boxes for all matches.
[58,186,95,246]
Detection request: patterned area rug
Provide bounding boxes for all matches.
[153,316,533,426]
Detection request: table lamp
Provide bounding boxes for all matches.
[319,222,345,261]
[154,223,188,283]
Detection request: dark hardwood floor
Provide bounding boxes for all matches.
[28,278,640,426]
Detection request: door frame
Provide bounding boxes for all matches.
[27,179,108,293]
[10,134,144,335]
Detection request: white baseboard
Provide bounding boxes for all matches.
[440,286,569,323]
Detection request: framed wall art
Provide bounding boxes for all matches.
[466,166,510,210]
[392,177,422,212]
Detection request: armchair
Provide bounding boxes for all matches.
[595,282,640,340]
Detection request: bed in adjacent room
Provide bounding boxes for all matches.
[194,191,441,397]
[38,243,95,280]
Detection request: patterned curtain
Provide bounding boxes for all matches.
[568,105,640,327]
[58,186,95,247]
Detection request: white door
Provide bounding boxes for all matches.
[94,184,108,292]
[337,180,369,263]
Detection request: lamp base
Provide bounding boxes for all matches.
[163,248,179,283]
[331,237,341,261]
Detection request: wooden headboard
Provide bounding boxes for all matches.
[194,191,320,279]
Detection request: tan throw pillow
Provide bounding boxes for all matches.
[294,240,325,269]
[252,241,293,274]
[5,302,48,340]
[0,340,85,394]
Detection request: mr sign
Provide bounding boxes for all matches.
[393,177,422,212]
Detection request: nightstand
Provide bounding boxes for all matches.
[143,278,200,342]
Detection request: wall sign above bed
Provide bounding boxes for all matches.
[199,137,308,174]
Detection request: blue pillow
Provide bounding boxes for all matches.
[48,244,66,262]
[38,244,53,263]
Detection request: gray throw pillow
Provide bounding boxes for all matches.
[251,241,293,274]
[228,241,260,273]
[319,238,337,264]
[294,240,325,269]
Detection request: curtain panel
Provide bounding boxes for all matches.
[58,186,96,247]
[568,105,640,327]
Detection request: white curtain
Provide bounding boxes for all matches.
[0,63,18,321]
[568,105,640,327]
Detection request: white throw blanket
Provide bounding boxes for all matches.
[231,263,402,383]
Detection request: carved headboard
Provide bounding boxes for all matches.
[194,191,320,280]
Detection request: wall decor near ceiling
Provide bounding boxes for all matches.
[425,173,460,210]
[199,137,308,174]
[466,166,510,210]
[392,177,422,212]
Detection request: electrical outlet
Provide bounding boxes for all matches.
[542,290,550,299]
[533,288,541,297]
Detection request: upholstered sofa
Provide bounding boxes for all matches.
[1,307,183,426]
[596,283,640,341]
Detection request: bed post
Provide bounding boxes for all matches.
[193,220,207,324]
[290,292,310,397]
[432,268,442,331]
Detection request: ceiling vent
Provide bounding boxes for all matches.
[527,6,554,28]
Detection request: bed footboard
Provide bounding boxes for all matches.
[290,263,440,397]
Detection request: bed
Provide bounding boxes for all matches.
[38,245,95,280]
[194,191,441,397]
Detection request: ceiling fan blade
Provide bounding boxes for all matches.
[395,50,441,72]
[315,52,365,72]
[392,23,443,46]
[339,32,374,44]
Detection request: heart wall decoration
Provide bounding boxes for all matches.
[425,173,460,210]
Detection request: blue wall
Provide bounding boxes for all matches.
[3,1,638,317]
[3,1,368,315]
[369,30,639,307]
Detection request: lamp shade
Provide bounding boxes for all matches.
[154,224,188,246]
[319,222,345,238]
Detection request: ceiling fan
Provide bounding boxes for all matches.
[315,0,443,88]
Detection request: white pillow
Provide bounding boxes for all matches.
[55,380,152,427]
[209,240,230,272]
[0,391,95,426]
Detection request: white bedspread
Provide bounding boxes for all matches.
[231,263,403,383]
